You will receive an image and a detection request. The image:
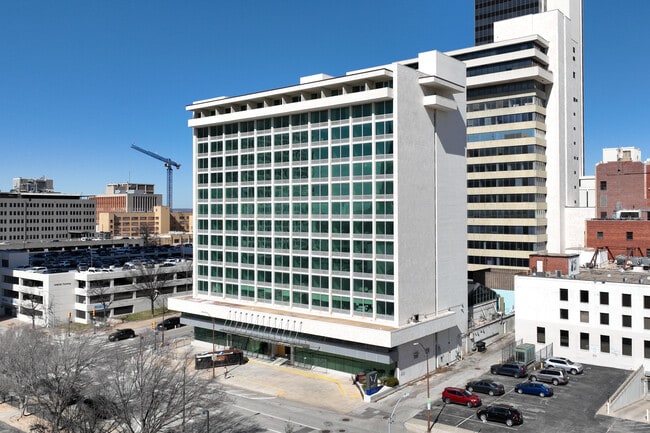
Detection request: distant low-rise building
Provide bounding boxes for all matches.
[91,183,192,241]
[0,248,192,325]
[0,191,95,243]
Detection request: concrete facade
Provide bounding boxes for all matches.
[515,270,650,373]
[0,192,95,243]
[449,0,584,272]
[173,50,468,382]
[0,250,192,326]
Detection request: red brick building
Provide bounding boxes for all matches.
[528,253,580,276]
[586,218,650,258]
[596,155,650,219]
[586,148,650,257]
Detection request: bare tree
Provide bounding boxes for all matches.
[139,223,156,247]
[0,328,261,433]
[22,333,104,433]
[130,264,174,316]
[20,293,43,329]
[87,282,113,325]
[0,327,48,414]
[105,347,223,433]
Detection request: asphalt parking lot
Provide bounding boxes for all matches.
[412,364,648,433]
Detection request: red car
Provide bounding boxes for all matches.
[442,387,482,407]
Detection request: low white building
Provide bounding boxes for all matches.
[515,269,650,372]
[0,251,192,327]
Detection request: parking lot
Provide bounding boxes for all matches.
[412,364,648,433]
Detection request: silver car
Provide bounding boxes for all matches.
[544,357,584,374]
[528,368,569,385]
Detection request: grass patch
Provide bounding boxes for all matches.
[123,307,167,322]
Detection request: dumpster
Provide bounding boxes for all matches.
[475,341,486,352]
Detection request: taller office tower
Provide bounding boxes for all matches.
[449,0,583,272]
[172,50,468,381]
[475,0,544,45]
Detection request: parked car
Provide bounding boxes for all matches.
[490,362,528,378]
[544,357,584,374]
[465,379,505,396]
[157,317,183,331]
[476,404,523,426]
[108,328,136,342]
[528,368,569,385]
[514,381,554,397]
[441,387,482,407]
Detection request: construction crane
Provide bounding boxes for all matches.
[130,144,181,210]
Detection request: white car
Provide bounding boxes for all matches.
[544,357,584,374]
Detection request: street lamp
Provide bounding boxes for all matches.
[387,392,409,433]
[201,310,216,379]
[413,342,431,432]
[154,290,165,347]
[202,409,210,433]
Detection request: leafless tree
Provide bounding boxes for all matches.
[87,282,113,324]
[20,293,42,329]
[130,264,175,316]
[0,328,260,433]
[105,347,229,433]
[23,333,103,433]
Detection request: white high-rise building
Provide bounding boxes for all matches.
[170,50,468,381]
[449,0,584,272]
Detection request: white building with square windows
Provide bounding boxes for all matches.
[170,50,468,381]
[515,269,650,373]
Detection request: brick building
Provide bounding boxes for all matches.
[586,148,650,258]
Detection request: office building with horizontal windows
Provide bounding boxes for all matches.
[170,50,468,381]
[475,0,543,45]
[449,0,584,273]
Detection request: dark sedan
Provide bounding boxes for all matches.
[108,328,136,342]
[465,379,505,396]
[476,404,523,426]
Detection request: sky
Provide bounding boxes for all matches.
[0,1,648,209]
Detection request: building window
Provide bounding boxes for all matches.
[622,337,632,356]
[645,341,650,359]
[599,181,607,191]
[560,330,569,347]
[580,311,589,323]
[622,315,632,327]
[645,296,650,309]
[601,335,610,353]
[600,292,609,305]
[627,232,633,240]
[560,288,568,301]
[580,332,589,350]
[537,327,545,344]
[580,290,589,303]
[600,313,609,325]
[622,293,632,307]
[560,308,569,319]
[597,231,603,240]
[645,317,650,330]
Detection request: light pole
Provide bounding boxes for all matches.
[154,290,165,347]
[202,409,210,433]
[201,310,216,379]
[413,342,431,432]
[388,392,409,433]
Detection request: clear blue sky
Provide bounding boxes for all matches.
[1,1,647,209]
